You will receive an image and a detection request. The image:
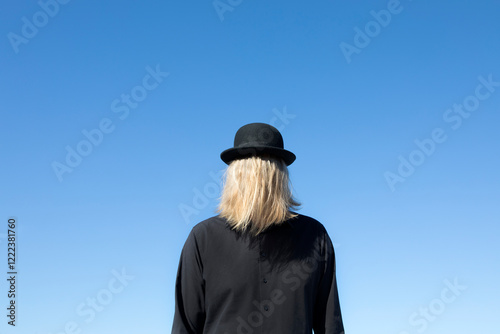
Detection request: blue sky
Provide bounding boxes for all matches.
[1,0,499,333]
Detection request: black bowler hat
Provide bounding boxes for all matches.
[220,123,296,166]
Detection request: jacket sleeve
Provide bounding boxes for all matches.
[172,229,206,334]
[313,231,344,334]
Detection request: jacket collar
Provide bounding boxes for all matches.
[217,214,296,231]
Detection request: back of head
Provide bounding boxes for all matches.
[217,155,301,236]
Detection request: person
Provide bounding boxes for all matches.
[172,123,344,334]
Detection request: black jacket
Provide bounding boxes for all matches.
[172,214,344,334]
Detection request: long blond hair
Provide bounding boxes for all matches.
[217,155,301,235]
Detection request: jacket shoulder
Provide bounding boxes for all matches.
[291,213,328,232]
[189,215,229,237]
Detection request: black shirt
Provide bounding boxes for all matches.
[172,214,344,334]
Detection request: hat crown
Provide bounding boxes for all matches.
[220,122,295,166]
[234,123,284,149]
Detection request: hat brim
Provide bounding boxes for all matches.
[220,146,296,166]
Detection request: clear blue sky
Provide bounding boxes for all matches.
[1,0,499,333]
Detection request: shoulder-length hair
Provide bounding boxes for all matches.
[217,155,301,236]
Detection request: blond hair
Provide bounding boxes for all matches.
[217,155,301,235]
